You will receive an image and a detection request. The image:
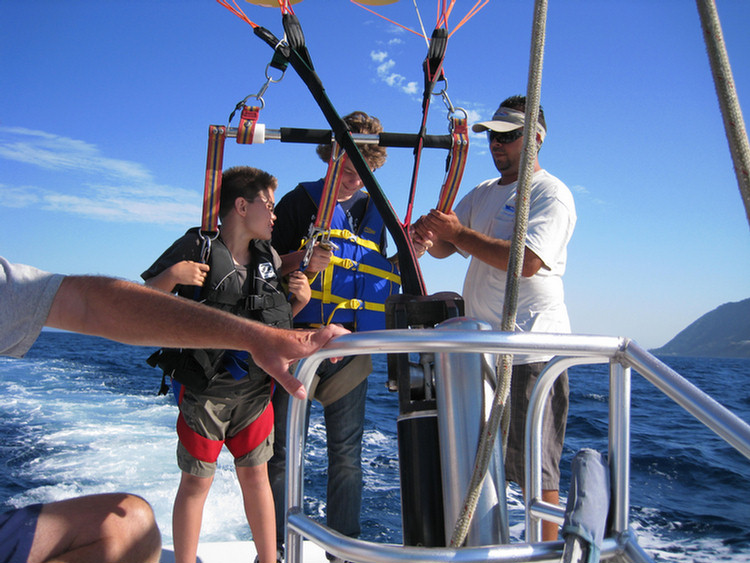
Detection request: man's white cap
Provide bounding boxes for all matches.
[472,106,547,141]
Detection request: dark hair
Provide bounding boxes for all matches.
[219,166,277,219]
[499,95,547,133]
[316,111,387,170]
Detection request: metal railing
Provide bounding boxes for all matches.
[282,329,750,563]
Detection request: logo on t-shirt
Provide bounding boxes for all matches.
[257,262,276,280]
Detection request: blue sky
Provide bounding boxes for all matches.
[2,1,749,349]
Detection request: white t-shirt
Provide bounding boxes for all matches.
[1,257,64,358]
[454,170,576,364]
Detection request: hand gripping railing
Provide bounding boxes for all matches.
[283,330,750,563]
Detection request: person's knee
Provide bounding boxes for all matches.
[113,494,161,563]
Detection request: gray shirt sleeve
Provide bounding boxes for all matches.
[1,256,65,358]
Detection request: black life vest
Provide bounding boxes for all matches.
[178,228,292,330]
[149,228,292,394]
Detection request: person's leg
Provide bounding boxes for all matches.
[541,489,560,541]
[268,386,312,557]
[268,385,290,552]
[237,463,277,563]
[506,363,568,542]
[26,493,160,563]
[323,377,367,539]
[172,471,213,563]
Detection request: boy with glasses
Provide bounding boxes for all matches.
[142,166,311,563]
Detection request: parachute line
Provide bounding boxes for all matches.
[217,0,258,28]
[449,0,488,37]
[350,1,488,41]
[349,1,425,39]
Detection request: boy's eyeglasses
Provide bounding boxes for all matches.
[488,129,524,145]
[245,197,274,213]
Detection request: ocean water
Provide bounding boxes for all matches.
[1,331,750,562]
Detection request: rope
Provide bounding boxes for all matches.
[695,0,750,230]
[448,0,549,548]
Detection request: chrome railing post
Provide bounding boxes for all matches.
[524,356,607,541]
[609,360,631,534]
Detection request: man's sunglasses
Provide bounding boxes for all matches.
[488,129,524,145]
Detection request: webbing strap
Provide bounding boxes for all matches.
[236,105,261,144]
[202,125,227,233]
[307,291,385,325]
[403,27,448,226]
[436,117,469,213]
[315,142,347,230]
[328,255,401,284]
[326,229,381,253]
[251,23,426,295]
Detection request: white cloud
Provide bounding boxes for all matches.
[370,50,388,63]
[0,126,200,225]
[369,51,418,96]
[0,127,152,183]
[571,184,606,206]
[403,81,419,95]
[0,185,41,208]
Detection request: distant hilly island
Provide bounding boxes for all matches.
[650,297,750,358]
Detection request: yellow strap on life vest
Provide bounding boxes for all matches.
[328,255,401,284]
[326,229,382,254]
[309,294,386,326]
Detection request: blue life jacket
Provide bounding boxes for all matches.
[293,181,401,331]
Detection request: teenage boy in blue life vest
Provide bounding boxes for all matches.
[269,111,400,562]
[142,166,311,563]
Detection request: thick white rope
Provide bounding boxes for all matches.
[696,0,750,230]
[448,0,548,547]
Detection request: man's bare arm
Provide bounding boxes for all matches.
[46,276,348,399]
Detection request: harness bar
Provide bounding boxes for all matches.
[222,127,454,149]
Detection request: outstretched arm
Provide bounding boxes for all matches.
[45,276,348,399]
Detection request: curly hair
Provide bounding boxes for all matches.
[316,111,387,170]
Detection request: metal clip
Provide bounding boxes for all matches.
[227,63,286,124]
[300,226,339,271]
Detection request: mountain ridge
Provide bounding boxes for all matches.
[650,297,750,358]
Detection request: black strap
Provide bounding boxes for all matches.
[252,25,426,296]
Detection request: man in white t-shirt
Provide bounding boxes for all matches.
[412,95,576,541]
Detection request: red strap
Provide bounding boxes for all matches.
[225,400,275,458]
[436,117,469,213]
[315,142,347,230]
[236,105,261,144]
[202,125,226,233]
[177,413,224,463]
[176,388,275,462]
